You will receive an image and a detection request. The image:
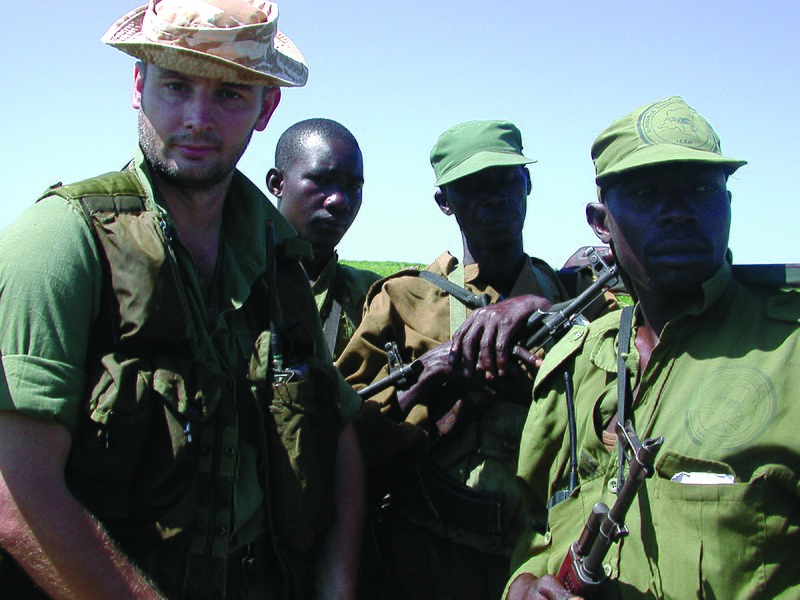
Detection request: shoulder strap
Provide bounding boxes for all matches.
[615,305,635,493]
[448,265,467,338]
[417,268,491,310]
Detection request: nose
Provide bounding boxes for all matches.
[322,188,350,213]
[183,93,215,132]
[658,190,698,225]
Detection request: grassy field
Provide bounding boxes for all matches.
[341,259,425,278]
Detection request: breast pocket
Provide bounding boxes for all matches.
[647,450,799,599]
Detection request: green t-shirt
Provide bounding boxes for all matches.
[0,149,360,555]
[0,195,101,431]
[510,263,800,598]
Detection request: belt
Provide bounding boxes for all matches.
[416,460,507,535]
[226,535,281,593]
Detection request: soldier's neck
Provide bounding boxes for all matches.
[462,238,525,297]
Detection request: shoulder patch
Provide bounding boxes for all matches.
[766,289,800,323]
[533,324,590,388]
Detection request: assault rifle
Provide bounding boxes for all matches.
[357,247,621,400]
[357,342,424,399]
[555,420,664,597]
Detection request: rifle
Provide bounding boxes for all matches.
[555,420,664,597]
[357,342,424,399]
[358,247,621,400]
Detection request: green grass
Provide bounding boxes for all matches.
[341,260,425,278]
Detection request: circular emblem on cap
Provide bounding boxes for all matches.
[637,96,721,152]
[685,366,776,449]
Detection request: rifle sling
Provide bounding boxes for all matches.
[418,269,491,310]
[322,299,342,358]
[615,305,635,494]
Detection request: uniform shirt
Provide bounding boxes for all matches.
[336,250,568,554]
[0,148,360,553]
[510,263,800,598]
[311,252,381,360]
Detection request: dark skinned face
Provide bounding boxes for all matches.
[438,165,530,249]
[587,162,731,298]
[270,135,363,254]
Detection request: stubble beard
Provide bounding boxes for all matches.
[137,111,253,189]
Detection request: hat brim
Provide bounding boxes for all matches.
[596,144,746,185]
[102,4,308,87]
[436,151,536,186]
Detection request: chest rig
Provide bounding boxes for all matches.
[43,168,340,599]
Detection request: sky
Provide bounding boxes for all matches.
[2,1,798,268]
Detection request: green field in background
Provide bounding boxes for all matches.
[341,260,425,278]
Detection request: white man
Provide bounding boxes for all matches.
[0,1,363,598]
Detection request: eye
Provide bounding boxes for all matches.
[630,186,652,198]
[164,81,188,93]
[219,88,243,100]
[695,182,721,193]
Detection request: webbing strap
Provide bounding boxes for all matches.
[418,268,490,311]
[448,265,467,337]
[322,300,342,358]
[616,305,635,493]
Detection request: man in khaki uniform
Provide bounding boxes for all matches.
[506,97,800,599]
[0,1,363,598]
[268,118,381,360]
[336,120,568,600]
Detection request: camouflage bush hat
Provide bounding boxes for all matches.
[430,120,536,186]
[592,96,746,186]
[102,0,308,87]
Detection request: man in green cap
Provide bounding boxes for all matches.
[336,120,569,599]
[503,96,800,598]
[0,1,363,598]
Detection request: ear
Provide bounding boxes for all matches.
[266,168,284,201]
[434,188,453,216]
[523,166,532,196]
[254,87,281,132]
[586,202,612,244]
[132,63,144,110]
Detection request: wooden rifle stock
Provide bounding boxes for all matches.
[555,420,664,597]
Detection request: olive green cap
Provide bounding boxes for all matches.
[592,96,746,186]
[430,120,536,186]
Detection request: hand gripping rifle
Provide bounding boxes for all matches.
[555,420,664,597]
[358,248,621,401]
[511,250,620,367]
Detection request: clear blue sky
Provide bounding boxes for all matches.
[2,1,798,267]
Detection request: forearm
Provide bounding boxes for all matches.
[315,423,364,600]
[2,494,162,599]
[0,413,163,599]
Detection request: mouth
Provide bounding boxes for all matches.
[648,239,712,264]
[174,144,217,160]
[314,217,350,232]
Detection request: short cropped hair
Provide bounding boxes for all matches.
[275,118,360,171]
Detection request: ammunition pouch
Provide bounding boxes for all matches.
[416,460,507,535]
[249,330,341,554]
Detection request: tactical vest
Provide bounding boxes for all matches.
[4,168,341,599]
